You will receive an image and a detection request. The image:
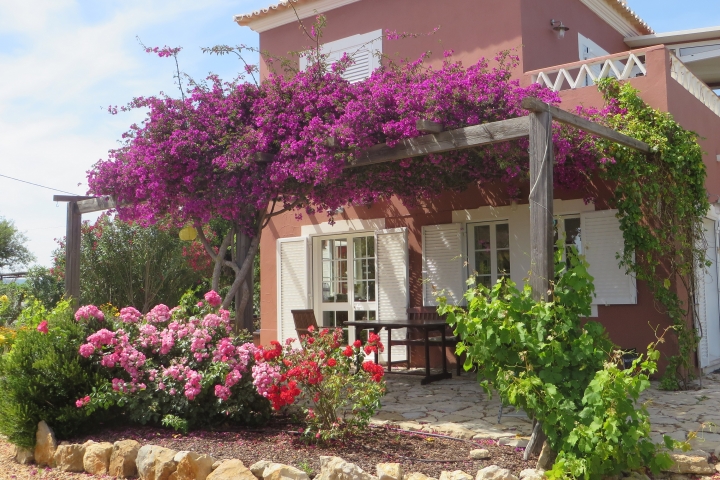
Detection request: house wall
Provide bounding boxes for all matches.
[254,2,719,372]
[258,0,525,77]
[519,0,629,75]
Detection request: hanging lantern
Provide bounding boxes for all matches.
[179,226,198,241]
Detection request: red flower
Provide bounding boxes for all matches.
[362,361,385,382]
[327,358,337,367]
[353,340,362,348]
[307,325,315,333]
[37,321,49,334]
[342,346,353,357]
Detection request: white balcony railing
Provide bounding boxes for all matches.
[530,51,647,92]
[670,52,720,117]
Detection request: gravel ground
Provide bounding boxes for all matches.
[0,423,536,479]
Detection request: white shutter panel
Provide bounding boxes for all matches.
[277,237,311,344]
[581,210,637,305]
[300,30,382,83]
[422,223,464,306]
[696,261,709,368]
[376,228,408,362]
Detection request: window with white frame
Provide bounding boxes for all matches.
[299,30,382,83]
[467,222,510,288]
[555,216,582,266]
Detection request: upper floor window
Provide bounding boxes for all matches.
[299,30,382,83]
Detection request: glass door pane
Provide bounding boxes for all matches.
[473,225,492,287]
[321,239,348,303]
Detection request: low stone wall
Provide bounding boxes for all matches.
[12,421,720,480]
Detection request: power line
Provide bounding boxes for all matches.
[0,173,81,196]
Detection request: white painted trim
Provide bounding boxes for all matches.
[276,236,312,344]
[577,0,649,38]
[235,0,362,33]
[679,48,720,64]
[625,26,720,48]
[300,218,385,236]
[451,199,595,224]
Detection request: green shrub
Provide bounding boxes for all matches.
[438,247,675,479]
[0,282,27,326]
[0,301,114,448]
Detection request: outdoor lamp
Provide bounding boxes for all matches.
[179,226,198,241]
[551,19,570,39]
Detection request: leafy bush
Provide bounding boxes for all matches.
[0,301,114,448]
[77,290,271,431]
[438,248,674,479]
[0,283,27,326]
[52,214,208,313]
[253,327,386,440]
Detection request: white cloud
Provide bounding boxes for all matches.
[0,0,268,269]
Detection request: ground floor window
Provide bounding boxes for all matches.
[467,222,510,288]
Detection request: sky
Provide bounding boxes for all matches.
[0,0,719,271]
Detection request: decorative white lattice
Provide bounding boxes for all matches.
[532,53,647,92]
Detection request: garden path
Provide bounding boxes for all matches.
[371,371,720,453]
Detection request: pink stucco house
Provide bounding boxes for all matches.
[234,0,720,373]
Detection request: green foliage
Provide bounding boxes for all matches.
[161,414,189,434]
[53,214,206,313]
[0,282,26,326]
[25,266,64,309]
[0,301,115,448]
[0,217,35,271]
[595,79,709,389]
[439,247,675,479]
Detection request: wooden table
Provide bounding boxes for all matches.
[344,319,452,384]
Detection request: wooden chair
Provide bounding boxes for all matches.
[406,306,463,376]
[291,309,318,337]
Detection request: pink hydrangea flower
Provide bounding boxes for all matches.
[119,306,142,323]
[204,291,222,308]
[146,304,171,323]
[75,305,105,322]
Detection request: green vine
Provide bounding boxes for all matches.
[595,79,709,389]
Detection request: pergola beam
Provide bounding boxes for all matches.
[348,116,531,168]
[521,97,651,153]
[76,195,117,214]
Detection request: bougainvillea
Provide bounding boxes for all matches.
[75,291,271,430]
[88,39,599,314]
[252,326,386,440]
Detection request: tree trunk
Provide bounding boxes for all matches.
[234,231,254,332]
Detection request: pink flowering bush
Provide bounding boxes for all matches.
[76,290,270,431]
[252,327,386,440]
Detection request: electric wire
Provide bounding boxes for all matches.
[0,173,81,196]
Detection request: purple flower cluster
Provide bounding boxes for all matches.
[88,52,604,234]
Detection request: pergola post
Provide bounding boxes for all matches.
[528,110,555,301]
[65,201,82,307]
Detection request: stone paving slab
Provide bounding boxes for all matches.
[372,371,720,452]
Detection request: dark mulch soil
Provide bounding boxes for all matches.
[67,421,536,478]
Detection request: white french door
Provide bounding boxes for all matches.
[314,233,377,343]
[467,221,511,288]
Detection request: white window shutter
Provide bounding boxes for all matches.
[376,228,408,362]
[581,210,637,305]
[300,30,382,83]
[422,223,464,306]
[277,237,312,344]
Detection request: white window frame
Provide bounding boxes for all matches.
[299,30,383,83]
[466,220,511,288]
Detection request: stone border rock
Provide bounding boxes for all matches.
[12,421,720,480]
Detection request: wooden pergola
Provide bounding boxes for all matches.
[55,96,648,457]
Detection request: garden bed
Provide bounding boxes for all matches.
[47,421,534,478]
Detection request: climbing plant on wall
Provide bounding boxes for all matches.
[592,79,709,389]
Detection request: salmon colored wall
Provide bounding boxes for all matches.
[519,0,629,74]
[258,0,525,77]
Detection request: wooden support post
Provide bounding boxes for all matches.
[65,201,82,307]
[528,110,554,302]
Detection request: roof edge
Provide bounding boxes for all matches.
[625,26,720,48]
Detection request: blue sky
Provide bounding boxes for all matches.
[0,0,719,269]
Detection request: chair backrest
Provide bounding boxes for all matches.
[291,309,318,337]
[407,306,441,321]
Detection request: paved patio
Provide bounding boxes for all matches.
[371,371,720,452]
